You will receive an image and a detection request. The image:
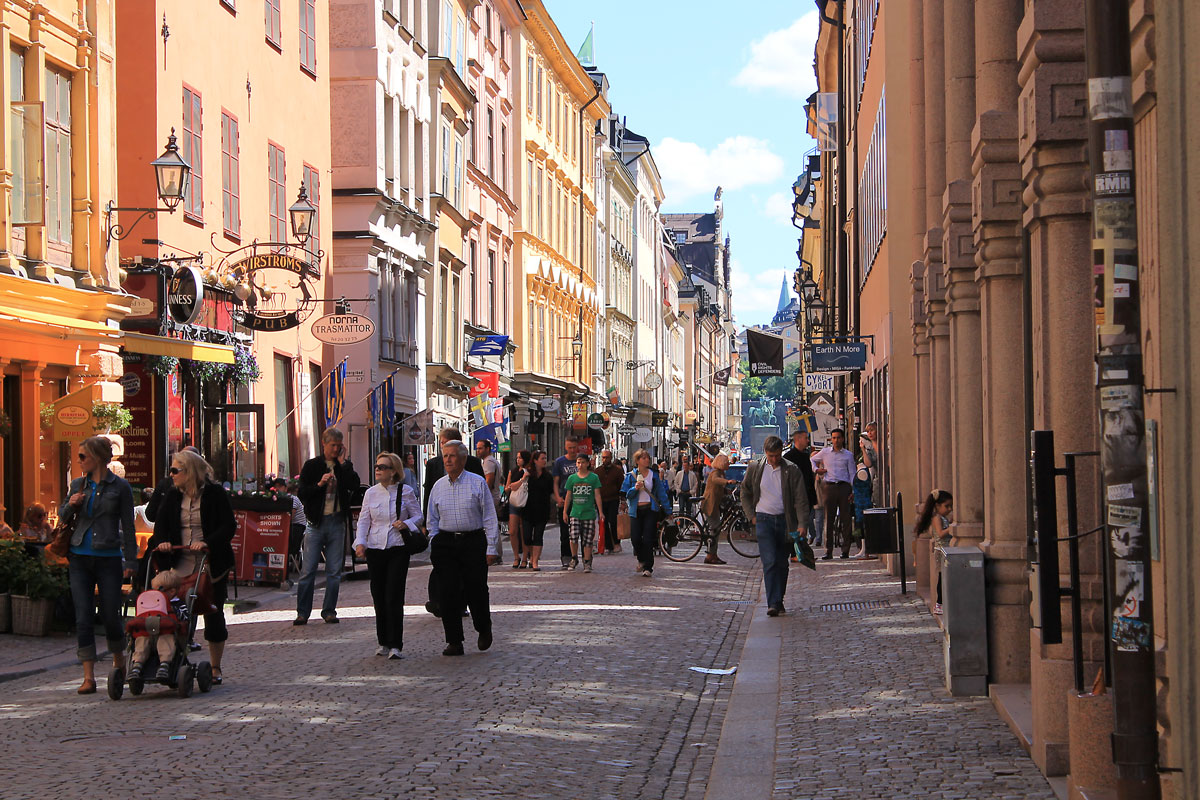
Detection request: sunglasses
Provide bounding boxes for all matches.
[77,453,88,461]
[374,464,393,470]
[169,467,181,475]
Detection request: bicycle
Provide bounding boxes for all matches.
[658,487,760,561]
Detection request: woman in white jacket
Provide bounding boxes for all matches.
[354,451,422,659]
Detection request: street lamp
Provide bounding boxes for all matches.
[289,183,317,246]
[104,129,192,250]
[806,296,827,334]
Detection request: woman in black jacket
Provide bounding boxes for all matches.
[147,450,236,684]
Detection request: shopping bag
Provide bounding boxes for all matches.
[617,512,631,540]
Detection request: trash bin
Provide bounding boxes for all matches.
[862,507,898,554]
[941,545,988,696]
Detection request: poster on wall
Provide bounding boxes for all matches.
[120,356,157,489]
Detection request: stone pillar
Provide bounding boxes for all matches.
[941,0,983,547]
[19,363,43,514]
[1017,0,1102,777]
[909,0,933,508]
[972,0,1030,684]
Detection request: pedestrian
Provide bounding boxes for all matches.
[402,451,420,495]
[427,439,498,656]
[914,489,953,614]
[621,449,669,577]
[851,436,875,559]
[62,435,136,694]
[476,438,505,566]
[504,450,531,568]
[147,449,236,684]
[700,453,730,564]
[740,436,811,617]
[562,453,603,572]
[863,421,882,506]
[521,451,554,571]
[353,451,422,659]
[294,427,361,625]
[660,459,676,510]
[811,428,857,559]
[784,430,818,546]
[551,435,581,570]
[421,427,485,617]
[18,503,52,543]
[672,454,699,517]
[271,477,308,578]
[145,445,202,523]
[595,449,625,554]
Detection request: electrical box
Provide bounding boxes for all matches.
[942,545,989,696]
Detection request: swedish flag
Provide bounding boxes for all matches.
[324,361,347,426]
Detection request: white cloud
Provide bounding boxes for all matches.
[763,191,794,228]
[733,12,820,99]
[655,136,785,204]
[730,262,789,328]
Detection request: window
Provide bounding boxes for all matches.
[526,159,533,229]
[526,56,533,113]
[536,67,543,122]
[487,250,496,329]
[857,91,887,284]
[453,134,463,209]
[500,124,508,192]
[537,304,545,371]
[274,355,294,475]
[303,163,320,257]
[181,85,202,220]
[499,23,506,61]
[221,113,240,237]
[485,7,492,40]
[454,13,465,74]
[486,107,494,180]
[469,240,477,322]
[9,47,42,226]
[44,67,71,243]
[300,0,317,75]
[265,0,281,47]
[268,143,286,243]
[536,166,543,238]
[440,122,451,196]
[442,1,453,56]
[502,258,509,332]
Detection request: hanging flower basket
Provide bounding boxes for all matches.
[92,402,132,433]
[228,344,262,386]
[145,355,179,380]
[189,358,228,385]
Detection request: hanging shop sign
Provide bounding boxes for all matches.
[616,424,636,435]
[651,411,670,428]
[587,412,606,430]
[167,266,205,325]
[810,342,868,372]
[642,371,663,391]
[230,253,318,332]
[538,397,561,414]
[632,427,653,443]
[803,372,837,393]
[311,313,376,345]
[684,410,698,424]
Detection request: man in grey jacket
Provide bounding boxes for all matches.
[741,436,812,617]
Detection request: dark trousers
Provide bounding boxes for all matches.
[430,531,491,644]
[678,491,694,516]
[630,507,657,573]
[823,481,854,556]
[602,499,620,550]
[365,547,410,650]
[68,554,125,662]
[559,515,572,565]
[203,577,229,643]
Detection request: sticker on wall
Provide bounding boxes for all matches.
[1111,617,1151,652]
[1088,77,1133,120]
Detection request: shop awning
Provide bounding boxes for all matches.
[122,332,236,364]
[0,306,121,339]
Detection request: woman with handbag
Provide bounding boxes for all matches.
[521,451,554,571]
[59,435,137,694]
[621,449,670,578]
[353,451,422,659]
[147,450,236,685]
[504,450,531,568]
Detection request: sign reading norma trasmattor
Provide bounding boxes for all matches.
[311,314,376,345]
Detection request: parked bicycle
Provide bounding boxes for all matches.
[659,485,759,561]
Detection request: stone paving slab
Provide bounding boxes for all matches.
[0,548,759,800]
[708,558,1057,800]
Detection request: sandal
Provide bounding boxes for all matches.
[211,669,224,685]
[530,565,541,571]
[511,561,522,569]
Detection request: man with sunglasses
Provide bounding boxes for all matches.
[295,428,361,625]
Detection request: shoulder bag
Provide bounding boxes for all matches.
[509,472,529,509]
[400,525,429,555]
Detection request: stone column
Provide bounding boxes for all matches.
[972,0,1030,684]
[941,0,983,546]
[19,363,43,513]
[1017,0,1102,777]
[909,0,932,507]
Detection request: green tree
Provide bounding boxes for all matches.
[741,375,765,401]
[762,363,801,400]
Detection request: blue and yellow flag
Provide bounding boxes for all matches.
[382,375,395,436]
[324,361,347,426]
[366,385,378,429]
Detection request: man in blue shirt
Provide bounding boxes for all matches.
[550,435,579,570]
[811,428,857,559]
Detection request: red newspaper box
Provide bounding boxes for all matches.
[230,496,292,586]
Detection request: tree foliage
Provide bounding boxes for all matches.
[762,363,800,401]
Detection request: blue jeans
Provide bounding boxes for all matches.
[296,512,346,619]
[756,513,790,609]
[811,507,825,546]
[68,554,126,662]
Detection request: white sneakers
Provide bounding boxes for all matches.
[387,648,403,660]
[375,645,389,656]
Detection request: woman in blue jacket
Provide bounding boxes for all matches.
[620,449,669,577]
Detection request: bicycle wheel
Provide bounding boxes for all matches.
[726,518,760,559]
[659,514,704,562]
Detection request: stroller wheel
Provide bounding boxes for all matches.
[176,663,194,698]
[107,668,124,701]
[196,661,213,693]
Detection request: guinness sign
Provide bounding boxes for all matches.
[167,266,205,324]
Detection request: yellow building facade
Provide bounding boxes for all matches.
[512,0,608,449]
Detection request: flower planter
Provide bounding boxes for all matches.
[0,592,10,633]
[11,595,54,636]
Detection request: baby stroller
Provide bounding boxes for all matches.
[108,545,215,700]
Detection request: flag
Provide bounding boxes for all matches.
[468,335,510,357]
[576,24,594,66]
[468,371,500,398]
[713,365,732,386]
[746,329,784,377]
[366,386,378,429]
[324,361,347,426]
[795,409,818,434]
[607,385,620,405]
[382,374,396,436]
[405,409,435,445]
[470,392,491,427]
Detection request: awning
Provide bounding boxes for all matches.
[122,331,236,364]
[0,306,121,338]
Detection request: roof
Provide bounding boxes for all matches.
[662,212,718,243]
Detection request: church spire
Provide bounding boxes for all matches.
[776,275,790,315]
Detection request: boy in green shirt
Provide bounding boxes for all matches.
[562,454,604,572]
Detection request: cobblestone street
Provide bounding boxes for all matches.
[0,550,1059,800]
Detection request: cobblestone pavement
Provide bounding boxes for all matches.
[0,548,759,800]
[771,560,1056,800]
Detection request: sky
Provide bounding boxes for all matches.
[543,0,820,330]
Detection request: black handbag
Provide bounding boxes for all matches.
[400,526,428,555]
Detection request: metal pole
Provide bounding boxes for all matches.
[1064,454,1085,693]
[1082,1,1160,795]
[896,491,906,595]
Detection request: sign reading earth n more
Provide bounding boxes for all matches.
[810,342,868,372]
[311,314,376,345]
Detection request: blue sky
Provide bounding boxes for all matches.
[543,0,819,329]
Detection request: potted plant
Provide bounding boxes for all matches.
[91,402,132,434]
[0,538,25,632]
[11,557,68,637]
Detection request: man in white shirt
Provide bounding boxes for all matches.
[811,428,858,559]
[427,440,499,656]
[740,436,811,617]
[475,438,504,565]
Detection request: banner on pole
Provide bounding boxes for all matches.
[323,361,347,426]
[746,329,784,377]
[404,409,435,445]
